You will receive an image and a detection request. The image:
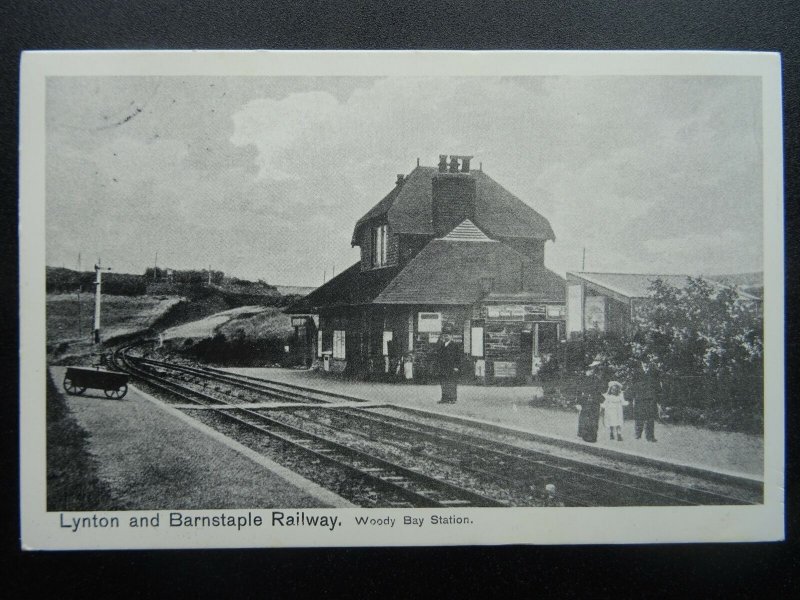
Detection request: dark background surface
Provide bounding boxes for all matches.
[2,1,797,597]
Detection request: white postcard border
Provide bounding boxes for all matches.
[20,50,784,549]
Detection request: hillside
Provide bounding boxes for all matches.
[159,306,294,367]
[46,265,299,304]
[47,294,183,364]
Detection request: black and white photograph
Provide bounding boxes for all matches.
[19,51,784,549]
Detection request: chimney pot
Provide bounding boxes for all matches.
[438,155,448,173]
[396,174,405,185]
[448,156,460,173]
[461,157,471,173]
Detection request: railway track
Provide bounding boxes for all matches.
[260,406,751,507]
[113,346,503,508]
[111,343,761,508]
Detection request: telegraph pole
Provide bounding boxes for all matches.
[93,261,112,343]
[77,252,82,338]
[582,247,586,271]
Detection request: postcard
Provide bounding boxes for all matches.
[20,50,784,549]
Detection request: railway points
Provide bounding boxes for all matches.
[106,343,763,508]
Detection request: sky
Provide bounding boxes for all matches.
[46,75,763,286]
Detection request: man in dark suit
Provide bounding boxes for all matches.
[576,359,605,443]
[630,363,662,442]
[437,330,462,404]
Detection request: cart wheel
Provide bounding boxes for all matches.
[63,376,86,396]
[104,384,128,400]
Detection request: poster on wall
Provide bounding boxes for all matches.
[418,312,442,332]
[584,296,606,332]
[567,284,583,335]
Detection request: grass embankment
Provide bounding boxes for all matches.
[47,294,182,364]
[46,372,120,511]
[165,306,293,367]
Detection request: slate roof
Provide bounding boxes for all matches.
[288,262,401,313]
[373,240,565,305]
[352,166,555,244]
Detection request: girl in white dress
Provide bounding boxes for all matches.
[601,381,628,441]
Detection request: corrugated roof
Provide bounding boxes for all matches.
[374,240,565,305]
[352,166,555,244]
[567,272,759,300]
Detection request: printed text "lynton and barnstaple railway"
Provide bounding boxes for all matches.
[59,511,474,533]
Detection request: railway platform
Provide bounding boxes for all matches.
[223,367,764,479]
[48,367,352,509]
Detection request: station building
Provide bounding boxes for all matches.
[564,271,761,339]
[289,155,566,383]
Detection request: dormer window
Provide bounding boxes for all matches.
[371,223,389,267]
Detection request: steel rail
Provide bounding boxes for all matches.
[114,346,505,508]
[330,408,754,506]
[132,356,340,404]
[116,345,759,507]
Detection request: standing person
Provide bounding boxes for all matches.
[630,363,661,442]
[437,329,461,404]
[576,359,604,443]
[600,381,628,441]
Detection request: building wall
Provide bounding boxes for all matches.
[606,295,632,336]
[564,275,634,338]
[315,302,567,383]
[359,226,372,270]
[386,231,400,265]
[475,302,566,380]
[408,306,469,380]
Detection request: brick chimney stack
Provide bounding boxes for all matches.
[432,154,477,238]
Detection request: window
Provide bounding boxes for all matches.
[371,223,389,267]
[333,330,346,359]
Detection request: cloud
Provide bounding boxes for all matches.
[46,75,763,284]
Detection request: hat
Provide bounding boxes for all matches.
[588,357,603,368]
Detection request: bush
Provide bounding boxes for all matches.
[186,332,289,366]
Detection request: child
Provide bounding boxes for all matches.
[600,381,628,441]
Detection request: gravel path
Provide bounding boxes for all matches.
[224,367,764,477]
